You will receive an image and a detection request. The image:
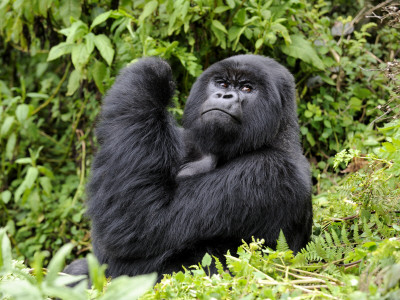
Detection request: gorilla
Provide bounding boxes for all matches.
[66,55,312,281]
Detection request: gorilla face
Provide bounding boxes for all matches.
[201,76,255,125]
[183,55,295,160]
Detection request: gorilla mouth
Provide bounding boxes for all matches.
[201,108,241,123]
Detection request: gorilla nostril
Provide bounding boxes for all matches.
[223,93,234,99]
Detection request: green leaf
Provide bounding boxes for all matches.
[174,271,185,282]
[94,34,114,66]
[15,103,30,124]
[71,43,90,71]
[234,9,246,25]
[349,97,362,111]
[1,190,12,204]
[5,132,16,160]
[319,74,335,85]
[0,280,42,300]
[91,60,107,94]
[1,116,14,137]
[59,0,82,26]
[36,0,52,17]
[90,11,112,30]
[85,32,95,54]
[323,120,332,128]
[304,110,313,118]
[353,87,372,99]
[201,253,212,267]
[211,25,226,49]
[45,243,74,284]
[271,22,291,44]
[67,69,81,96]
[281,35,325,70]
[211,20,228,34]
[306,132,316,146]
[382,142,396,152]
[87,254,107,292]
[228,26,242,41]
[15,157,33,164]
[47,42,73,61]
[0,228,12,270]
[100,273,157,300]
[139,0,158,23]
[42,283,87,300]
[214,6,230,14]
[14,166,39,202]
[62,20,88,43]
[383,264,400,291]
[244,16,260,26]
[26,92,49,99]
[255,38,263,49]
[32,251,49,284]
[24,167,39,189]
[37,166,55,179]
[39,177,52,195]
[226,0,235,8]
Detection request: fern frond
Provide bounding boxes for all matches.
[213,255,225,275]
[331,229,341,246]
[353,222,360,243]
[276,230,289,252]
[341,224,350,245]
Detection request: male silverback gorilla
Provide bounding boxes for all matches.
[65,55,312,281]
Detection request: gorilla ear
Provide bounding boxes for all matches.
[276,70,296,110]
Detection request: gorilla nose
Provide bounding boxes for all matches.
[213,92,238,100]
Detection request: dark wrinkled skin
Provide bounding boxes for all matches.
[64,55,313,282]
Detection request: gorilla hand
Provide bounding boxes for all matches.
[177,154,217,178]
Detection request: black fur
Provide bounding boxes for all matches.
[68,55,312,280]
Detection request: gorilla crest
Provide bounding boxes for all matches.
[66,55,313,281]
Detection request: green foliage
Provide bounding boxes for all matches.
[0,230,157,299]
[0,0,399,298]
[139,236,400,299]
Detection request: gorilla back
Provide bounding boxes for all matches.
[86,55,312,279]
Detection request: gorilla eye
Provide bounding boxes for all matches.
[217,81,229,88]
[241,85,253,93]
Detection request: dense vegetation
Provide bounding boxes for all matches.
[0,0,399,298]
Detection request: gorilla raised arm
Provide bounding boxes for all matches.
[85,55,312,279]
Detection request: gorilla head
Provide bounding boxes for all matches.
[183,55,298,161]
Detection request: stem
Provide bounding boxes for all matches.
[32,62,71,115]
[59,129,87,238]
[61,96,88,164]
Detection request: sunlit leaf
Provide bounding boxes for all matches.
[67,69,81,96]
[1,116,14,137]
[139,0,158,23]
[94,34,114,66]
[59,0,81,26]
[90,11,112,30]
[15,104,29,124]
[47,42,73,61]
[91,59,107,94]
[281,34,325,70]
[45,243,74,284]
[100,273,157,300]
[0,228,12,270]
[211,20,228,34]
